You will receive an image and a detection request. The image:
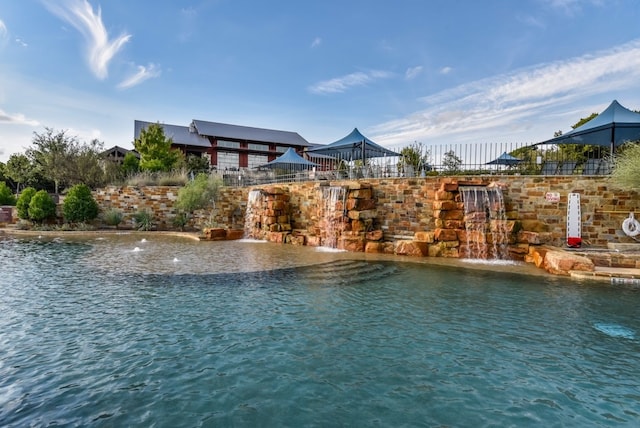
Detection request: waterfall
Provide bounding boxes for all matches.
[319,186,347,249]
[243,189,265,239]
[460,186,510,260]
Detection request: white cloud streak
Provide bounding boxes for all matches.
[117,63,161,89]
[405,66,423,80]
[0,109,40,126]
[371,40,640,146]
[0,19,7,39]
[309,70,393,94]
[311,37,322,48]
[43,0,131,79]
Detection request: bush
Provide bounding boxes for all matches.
[16,187,37,219]
[63,184,99,223]
[0,181,16,205]
[102,208,124,227]
[611,143,640,190]
[175,173,223,213]
[28,190,56,223]
[133,210,155,231]
[172,211,190,231]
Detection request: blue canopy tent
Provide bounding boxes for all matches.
[486,152,522,166]
[537,100,640,152]
[306,128,400,162]
[259,147,318,170]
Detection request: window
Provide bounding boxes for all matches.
[248,143,269,152]
[216,151,240,170]
[248,154,268,169]
[275,146,288,153]
[217,140,241,149]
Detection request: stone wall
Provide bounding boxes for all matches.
[90,176,639,248]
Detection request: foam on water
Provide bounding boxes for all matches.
[593,322,635,339]
[316,246,347,253]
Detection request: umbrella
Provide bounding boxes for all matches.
[486,152,522,166]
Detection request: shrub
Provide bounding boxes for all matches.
[0,181,16,205]
[103,208,124,227]
[175,173,223,213]
[28,190,56,223]
[63,184,99,223]
[172,211,190,231]
[16,187,37,219]
[133,210,155,231]
[611,143,640,190]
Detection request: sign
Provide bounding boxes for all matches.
[545,192,560,203]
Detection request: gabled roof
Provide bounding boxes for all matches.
[190,120,312,147]
[134,120,211,148]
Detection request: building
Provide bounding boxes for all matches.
[134,120,312,171]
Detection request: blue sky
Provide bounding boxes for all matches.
[1,0,640,162]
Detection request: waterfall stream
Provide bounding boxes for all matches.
[460,186,510,260]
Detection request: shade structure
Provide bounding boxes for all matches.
[259,147,318,170]
[486,152,522,166]
[306,128,400,162]
[538,100,640,151]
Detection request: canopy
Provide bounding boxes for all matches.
[486,152,522,166]
[306,128,400,162]
[538,100,640,151]
[260,147,318,170]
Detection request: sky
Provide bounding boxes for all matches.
[1,0,640,162]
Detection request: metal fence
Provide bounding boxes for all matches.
[220,141,613,187]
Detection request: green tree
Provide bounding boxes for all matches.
[65,139,107,189]
[121,152,140,175]
[16,187,37,219]
[27,128,77,194]
[398,142,431,176]
[175,173,223,213]
[28,190,56,223]
[610,143,640,190]
[186,154,211,174]
[5,153,35,193]
[442,150,462,174]
[134,123,182,172]
[0,181,16,205]
[63,184,99,223]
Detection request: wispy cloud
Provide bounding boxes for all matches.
[43,0,131,79]
[0,109,40,126]
[117,63,161,89]
[372,39,640,145]
[440,66,452,75]
[405,66,423,80]
[311,37,322,48]
[309,70,393,94]
[0,19,7,39]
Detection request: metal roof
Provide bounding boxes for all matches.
[190,120,312,147]
[134,120,211,148]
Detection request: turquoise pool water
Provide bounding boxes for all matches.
[1,234,639,426]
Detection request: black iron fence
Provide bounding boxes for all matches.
[220,141,613,187]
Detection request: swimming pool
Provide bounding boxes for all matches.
[1,234,639,426]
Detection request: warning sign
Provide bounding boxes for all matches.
[545,192,560,203]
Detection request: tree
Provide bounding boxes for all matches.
[5,153,35,193]
[398,141,431,175]
[134,123,182,172]
[65,139,107,189]
[0,181,16,205]
[442,150,462,174]
[175,173,223,213]
[16,187,37,219]
[121,152,140,175]
[63,184,99,223]
[27,128,77,194]
[28,190,56,223]
[610,143,640,190]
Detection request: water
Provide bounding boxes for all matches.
[2,234,640,427]
[319,186,346,249]
[243,189,265,239]
[460,186,510,260]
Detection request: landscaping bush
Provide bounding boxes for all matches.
[28,190,56,223]
[16,187,37,219]
[63,184,99,223]
[133,210,155,231]
[0,181,16,205]
[102,208,124,228]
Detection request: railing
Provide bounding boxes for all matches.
[219,141,614,187]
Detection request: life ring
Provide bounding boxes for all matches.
[622,213,640,237]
